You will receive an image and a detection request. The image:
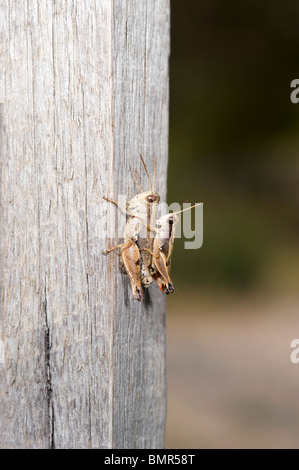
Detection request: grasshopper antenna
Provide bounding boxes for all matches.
[173,202,203,216]
[134,170,144,193]
[152,158,157,193]
[139,154,152,193]
[129,164,144,193]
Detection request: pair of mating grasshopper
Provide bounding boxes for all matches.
[102,155,200,301]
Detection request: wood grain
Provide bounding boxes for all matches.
[0,0,170,449]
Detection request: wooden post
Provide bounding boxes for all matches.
[0,0,170,449]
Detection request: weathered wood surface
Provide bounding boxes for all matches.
[0,0,170,449]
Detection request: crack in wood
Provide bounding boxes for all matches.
[44,287,55,449]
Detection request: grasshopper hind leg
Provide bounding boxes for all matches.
[140,247,176,295]
[153,272,176,295]
[121,241,144,302]
[133,286,144,302]
[102,240,144,301]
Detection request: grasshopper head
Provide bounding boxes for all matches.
[128,191,160,210]
[156,203,202,228]
[156,212,179,228]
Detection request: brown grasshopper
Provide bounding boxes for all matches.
[143,204,202,295]
[102,155,159,301]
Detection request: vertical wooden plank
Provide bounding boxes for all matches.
[0,0,169,449]
[111,0,169,449]
[0,0,52,448]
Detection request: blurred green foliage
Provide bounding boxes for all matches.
[168,0,299,291]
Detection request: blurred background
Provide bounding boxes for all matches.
[165,0,299,448]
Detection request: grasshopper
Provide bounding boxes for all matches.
[102,155,159,301]
[103,155,202,301]
[143,204,202,295]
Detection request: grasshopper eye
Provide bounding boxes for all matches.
[168,216,174,224]
[146,194,157,203]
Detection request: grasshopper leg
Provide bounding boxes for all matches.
[140,247,175,295]
[121,241,144,301]
[102,238,144,301]
[102,195,126,209]
[140,247,154,257]
[102,243,127,255]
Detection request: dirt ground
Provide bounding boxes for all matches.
[165,291,299,449]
